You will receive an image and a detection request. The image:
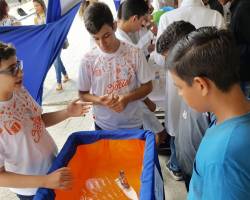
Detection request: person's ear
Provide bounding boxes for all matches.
[131,15,138,22]
[113,21,117,32]
[193,77,209,97]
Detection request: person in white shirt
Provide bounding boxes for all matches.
[0,42,91,200]
[116,0,166,144]
[78,2,153,131]
[153,0,226,181]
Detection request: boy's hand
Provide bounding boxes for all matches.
[99,94,119,107]
[110,95,129,113]
[45,167,73,190]
[67,99,92,117]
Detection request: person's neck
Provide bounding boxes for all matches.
[0,91,13,102]
[210,84,250,124]
[118,20,133,34]
[110,39,121,53]
[37,12,45,17]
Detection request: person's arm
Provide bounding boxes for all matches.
[123,81,153,102]
[42,99,91,127]
[79,91,101,105]
[0,166,72,189]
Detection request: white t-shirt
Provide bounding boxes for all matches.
[78,42,152,130]
[0,87,57,195]
[116,28,164,134]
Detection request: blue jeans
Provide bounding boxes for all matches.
[16,194,34,200]
[54,50,67,84]
[168,136,181,172]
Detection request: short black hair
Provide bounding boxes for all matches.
[156,21,196,54]
[118,0,149,21]
[0,42,16,65]
[83,2,114,34]
[167,27,240,92]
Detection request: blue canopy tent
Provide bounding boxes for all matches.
[0,0,124,104]
[0,0,81,104]
[114,0,121,10]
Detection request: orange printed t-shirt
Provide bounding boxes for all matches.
[0,87,57,196]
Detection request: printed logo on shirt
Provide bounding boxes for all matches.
[31,116,43,143]
[3,120,22,135]
[182,110,187,120]
[106,79,131,94]
[0,88,42,143]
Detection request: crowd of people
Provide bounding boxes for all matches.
[0,0,250,199]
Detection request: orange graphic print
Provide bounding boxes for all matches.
[0,88,43,143]
[93,68,102,76]
[3,120,21,135]
[106,79,131,94]
[31,116,42,143]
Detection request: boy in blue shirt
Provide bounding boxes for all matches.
[156,21,210,188]
[167,27,250,199]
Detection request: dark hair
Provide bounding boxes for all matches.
[0,42,16,65]
[0,0,8,21]
[83,2,114,34]
[33,0,46,13]
[156,21,196,54]
[207,0,224,15]
[167,27,240,92]
[118,0,149,21]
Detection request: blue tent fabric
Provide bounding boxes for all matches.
[46,0,62,23]
[113,0,121,10]
[34,129,164,200]
[0,1,81,104]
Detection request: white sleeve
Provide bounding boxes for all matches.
[77,58,92,92]
[137,31,153,49]
[137,50,154,84]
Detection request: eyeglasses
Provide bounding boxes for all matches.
[0,60,23,77]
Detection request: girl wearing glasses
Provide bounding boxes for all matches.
[0,42,91,200]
